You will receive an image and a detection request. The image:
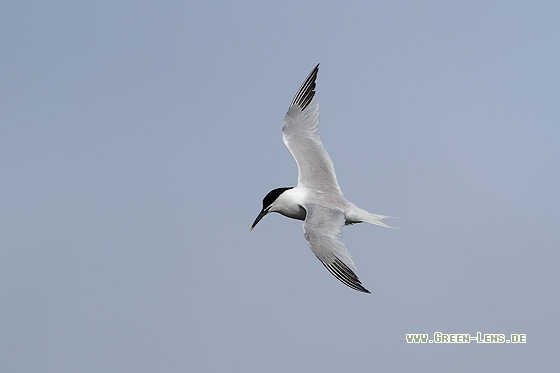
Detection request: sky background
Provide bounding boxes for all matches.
[1,1,559,372]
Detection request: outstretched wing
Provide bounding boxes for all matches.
[282,64,343,196]
[302,204,370,293]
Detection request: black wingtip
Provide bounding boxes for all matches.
[322,258,371,294]
[290,64,320,111]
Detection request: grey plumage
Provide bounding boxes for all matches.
[252,64,393,293]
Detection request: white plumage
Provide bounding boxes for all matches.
[251,64,393,293]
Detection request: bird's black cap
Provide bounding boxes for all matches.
[262,187,293,209]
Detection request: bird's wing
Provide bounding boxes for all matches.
[302,204,370,293]
[282,64,343,196]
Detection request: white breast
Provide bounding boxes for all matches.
[270,187,308,220]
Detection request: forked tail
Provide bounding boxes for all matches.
[352,209,396,229]
[361,211,396,229]
[346,204,397,228]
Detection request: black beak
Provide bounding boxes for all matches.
[250,209,268,231]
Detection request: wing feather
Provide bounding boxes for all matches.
[282,65,343,195]
[302,204,370,293]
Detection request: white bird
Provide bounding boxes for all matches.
[251,64,393,293]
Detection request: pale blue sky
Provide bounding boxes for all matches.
[1,1,559,372]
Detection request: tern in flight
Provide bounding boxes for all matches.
[251,64,393,293]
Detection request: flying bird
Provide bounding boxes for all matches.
[251,64,393,293]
